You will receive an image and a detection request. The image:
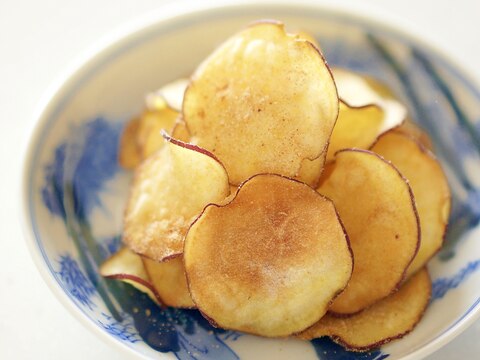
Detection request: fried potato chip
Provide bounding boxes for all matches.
[296,156,325,188]
[171,118,192,143]
[297,268,431,351]
[148,78,189,112]
[332,68,406,133]
[296,30,321,49]
[318,149,420,315]
[123,134,230,262]
[143,256,195,308]
[326,102,384,161]
[100,247,161,304]
[371,131,450,277]
[184,174,353,337]
[137,103,179,159]
[118,118,142,169]
[183,21,338,185]
[395,120,434,150]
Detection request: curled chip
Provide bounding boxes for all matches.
[297,268,431,352]
[118,118,142,169]
[326,102,384,161]
[137,99,179,159]
[332,68,406,133]
[171,118,192,143]
[183,21,338,185]
[318,149,419,315]
[395,120,434,150]
[371,131,451,277]
[143,257,195,308]
[296,30,321,49]
[150,78,189,112]
[296,156,325,188]
[100,247,161,305]
[123,133,230,262]
[184,174,353,337]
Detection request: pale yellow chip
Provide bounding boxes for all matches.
[371,131,450,277]
[99,247,161,304]
[318,149,420,315]
[296,30,321,50]
[184,174,353,337]
[297,268,431,352]
[326,102,384,161]
[137,104,179,159]
[332,68,406,134]
[183,21,338,185]
[118,118,142,169]
[150,78,189,112]
[395,120,434,151]
[171,118,192,143]
[123,134,230,261]
[143,256,195,308]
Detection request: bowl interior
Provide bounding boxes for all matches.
[24,4,480,360]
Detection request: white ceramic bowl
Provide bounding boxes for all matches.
[21,1,480,359]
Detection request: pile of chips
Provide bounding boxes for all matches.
[101,21,451,351]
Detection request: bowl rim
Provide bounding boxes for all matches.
[19,0,480,359]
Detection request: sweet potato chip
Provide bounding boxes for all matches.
[100,247,161,304]
[183,21,338,185]
[184,174,353,337]
[123,134,230,261]
[143,256,195,308]
[296,156,325,188]
[171,118,192,143]
[297,268,431,351]
[395,120,434,150]
[326,102,384,161]
[118,118,142,169]
[332,68,406,133]
[296,30,321,49]
[318,149,420,315]
[149,78,189,112]
[371,131,450,277]
[137,102,179,159]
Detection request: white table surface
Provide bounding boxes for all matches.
[1,0,479,359]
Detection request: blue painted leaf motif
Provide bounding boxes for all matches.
[109,282,241,358]
[431,259,480,302]
[57,254,96,309]
[311,338,388,360]
[98,312,142,343]
[41,117,122,222]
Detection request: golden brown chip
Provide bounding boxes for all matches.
[371,131,450,277]
[184,174,353,337]
[123,134,230,262]
[143,257,195,308]
[118,118,142,169]
[297,268,431,352]
[183,21,338,185]
[318,149,420,315]
[326,102,384,161]
[99,247,161,304]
